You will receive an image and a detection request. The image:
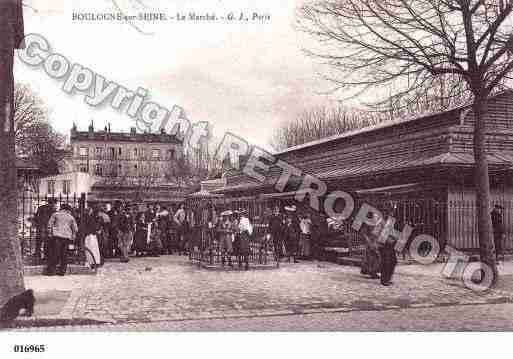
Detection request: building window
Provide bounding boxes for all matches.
[79,164,88,173]
[118,147,122,156]
[168,149,175,160]
[95,147,103,157]
[133,148,138,157]
[95,164,103,176]
[62,180,71,195]
[152,149,161,160]
[109,147,115,158]
[79,147,88,157]
[47,180,55,195]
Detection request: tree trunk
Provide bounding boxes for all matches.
[473,94,498,287]
[0,37,25,306]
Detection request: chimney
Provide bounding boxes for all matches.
[107,123,111,133]
[130,127,137,135]
[88,120,94,139]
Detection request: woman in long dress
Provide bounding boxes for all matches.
[148,217,163,257]
[218,211,233,266]
[360,212,382,279]
[134,212,148,257]
[237,210,252,270]
[84,207,102,269]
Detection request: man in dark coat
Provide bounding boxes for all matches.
[376,212,397,286]
[117,205,134,262]
[491,205,505,261]
[268,206,284,261]
[107,201,122,258]
[34,198,57,262]
[284,206,300,263]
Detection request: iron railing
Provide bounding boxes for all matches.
[188,223,278,268]
[185,195,513,262]
[18,191,87,266]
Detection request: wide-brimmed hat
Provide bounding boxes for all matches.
[220,210,233,217]
[284,205,297,212]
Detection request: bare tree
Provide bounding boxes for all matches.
[98,154,161,203]
[164,155,194,189]
[299,0,513,285]
[271,106,386,150]
[14,83,65,175]
[0,0,25,306]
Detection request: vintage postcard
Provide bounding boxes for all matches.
[1,0,513,357]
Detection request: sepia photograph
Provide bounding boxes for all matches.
[1,0,513,356]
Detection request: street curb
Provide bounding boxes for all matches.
[24,265,96,276]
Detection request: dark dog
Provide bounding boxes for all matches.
[0,289,35,325]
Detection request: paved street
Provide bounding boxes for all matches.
[15,303,513,331]
[12,255,513,330]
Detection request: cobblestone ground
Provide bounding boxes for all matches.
[22,255,513,327]
[16,303,513,331]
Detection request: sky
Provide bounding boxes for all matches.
[15,0,338,150]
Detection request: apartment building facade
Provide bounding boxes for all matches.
[70,122,183,182]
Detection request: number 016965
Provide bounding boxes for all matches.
[13,345,46,353]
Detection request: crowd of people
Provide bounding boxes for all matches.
[36,197,477,284]
[32,198,328,273]
[33,200,193,275]
[268,205,318,263]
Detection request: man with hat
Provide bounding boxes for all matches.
[173,203,188,255]
[491,204,505,261]
[268,206,285,261]
[117,204,135,262]
[34,197,57,263]
[108,201,123,258]
[284,205,300,263]
[46,203,78,276]
[218,210,234,267]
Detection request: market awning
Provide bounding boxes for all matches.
[259,189,313,200]
[355,183,423,195]
[188,190,224,198]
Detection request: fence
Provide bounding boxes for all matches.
[186,196,513,263]
[188,223,278,268]
[448,200,513,251]
[18,191,87,266]
[186,196,278,268]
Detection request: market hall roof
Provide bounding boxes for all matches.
[276,90,513,157]
[216,90,513,194]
